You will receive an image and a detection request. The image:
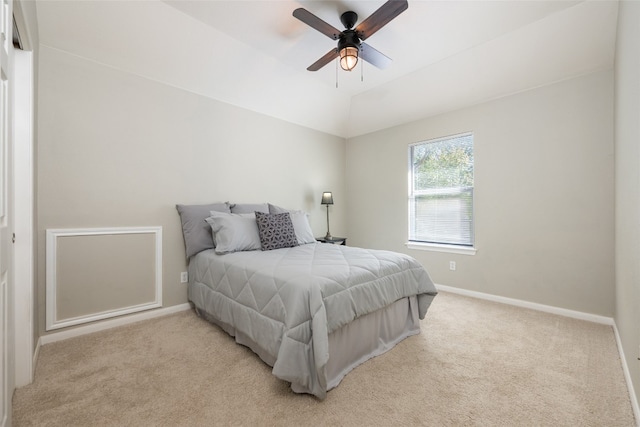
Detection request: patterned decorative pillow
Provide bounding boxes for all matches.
[254,211,299,251]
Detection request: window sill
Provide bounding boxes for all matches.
[405,242,476,255]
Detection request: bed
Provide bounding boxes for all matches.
[177,202,437,399]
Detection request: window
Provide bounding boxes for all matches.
[409,133,474,249]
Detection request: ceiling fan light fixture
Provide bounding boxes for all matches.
[338,30,360,72]
[293,1,408,72]
[339,46,359,71]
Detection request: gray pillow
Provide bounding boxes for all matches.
[229,203,269,214]
[176,202,230,258]
[255,211,299,251]
[288,211,316,245]
[268,203,289,214]
[205,211,261,254]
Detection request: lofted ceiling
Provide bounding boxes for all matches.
[35,0,619,138]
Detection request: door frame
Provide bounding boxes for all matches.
[12,0,35,388]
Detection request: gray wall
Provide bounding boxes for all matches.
[37,46,346,335]
[614,0,640,410]
[346,70,615,317]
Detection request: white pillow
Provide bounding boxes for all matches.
[288,210,316,245]
[205,211,261,254]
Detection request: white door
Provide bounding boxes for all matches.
[0,0,14,425]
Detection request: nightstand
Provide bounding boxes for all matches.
[316,237,347,246]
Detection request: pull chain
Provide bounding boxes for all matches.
[336,58,339,88]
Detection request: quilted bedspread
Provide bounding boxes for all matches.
[188,242,437,399]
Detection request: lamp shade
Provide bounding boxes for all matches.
[321,192,334,205]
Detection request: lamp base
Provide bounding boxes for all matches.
[325,203,332,241]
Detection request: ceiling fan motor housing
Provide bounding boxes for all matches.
[338,30,361,51]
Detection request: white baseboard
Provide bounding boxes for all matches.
[436,284,639,425]
[32,337,40,379]
[435,284,614,325]
[613,322,640,426]
[40,303,192,345]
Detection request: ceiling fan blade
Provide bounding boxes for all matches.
[355,0,408,41]
[293,8,341,40]
[307,48,339,71]
[360,43,392,69]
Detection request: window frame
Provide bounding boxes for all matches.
[407,132,476,255]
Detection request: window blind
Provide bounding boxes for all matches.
[409,133,474,246]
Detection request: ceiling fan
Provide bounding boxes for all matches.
[293,0,408,72]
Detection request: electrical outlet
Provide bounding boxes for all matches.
[449,261,456,271]
[180,271,188,283]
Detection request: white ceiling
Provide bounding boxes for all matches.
[35,0,619,138]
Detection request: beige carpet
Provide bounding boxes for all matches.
[13,292,636,426]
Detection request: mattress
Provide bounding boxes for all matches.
[188,242,437,399]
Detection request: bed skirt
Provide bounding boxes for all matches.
[194,295,420,396]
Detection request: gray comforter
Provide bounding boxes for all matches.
[188,242,437,399]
